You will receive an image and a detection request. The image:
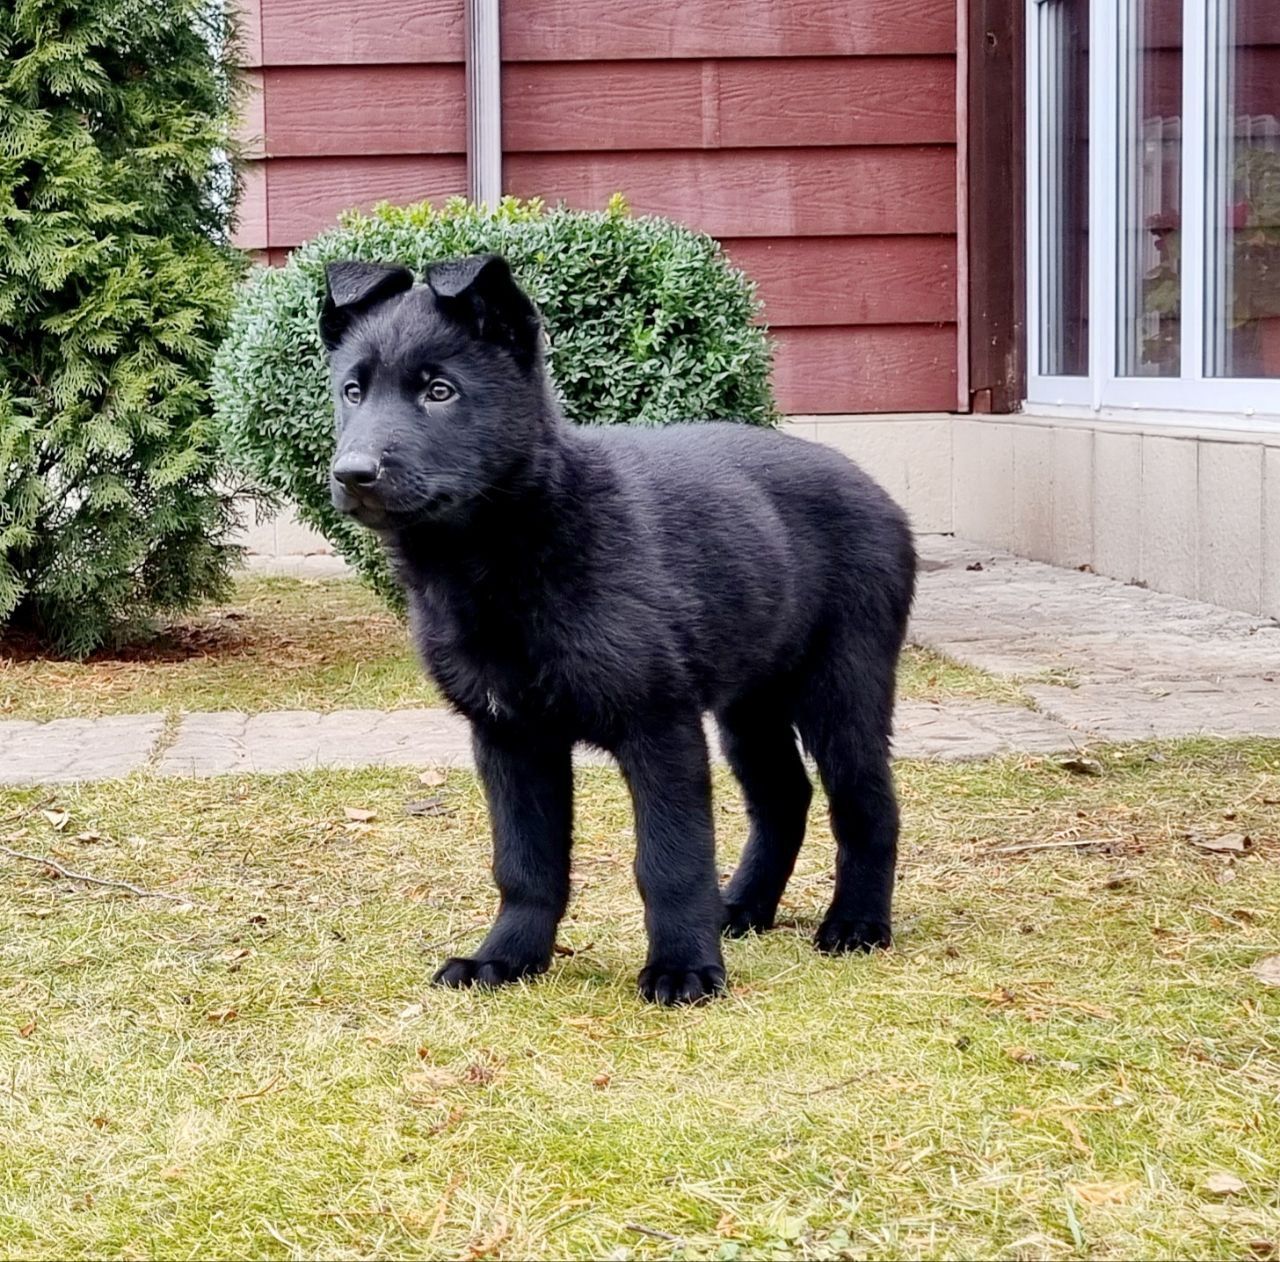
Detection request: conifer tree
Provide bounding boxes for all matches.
[1,0,243,655]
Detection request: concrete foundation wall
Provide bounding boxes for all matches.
[952,415,1280,621]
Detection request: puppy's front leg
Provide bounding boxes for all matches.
[616,718,727,1005]
[433,725,573,990]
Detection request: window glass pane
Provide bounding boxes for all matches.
[1205,0,1280,378]
[1036,0,1090,377]
[1118,0,1182,377]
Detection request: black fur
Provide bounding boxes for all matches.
[322,255,916,1005]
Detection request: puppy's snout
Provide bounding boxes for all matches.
[332,452,381,491]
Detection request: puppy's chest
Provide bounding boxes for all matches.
[410,586,573,721]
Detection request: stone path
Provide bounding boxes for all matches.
[4,536,1278,785]
[915,537,1280,741]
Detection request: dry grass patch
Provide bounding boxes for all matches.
[2,740,1279,1258]
[0,576,440,720]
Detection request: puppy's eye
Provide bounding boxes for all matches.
[423,378,457,404]
[342,382,362,405]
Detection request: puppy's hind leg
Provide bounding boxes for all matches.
[717,696,812,936]
[795,639,899,954]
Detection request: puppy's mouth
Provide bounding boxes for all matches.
[331,482,460,530]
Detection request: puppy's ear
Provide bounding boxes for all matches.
[320,261,414,350]
[427,254,541,365]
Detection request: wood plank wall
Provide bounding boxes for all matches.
[234,0,959,413]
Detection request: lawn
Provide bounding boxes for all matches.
[0,577,442,721]
[0,576,1022,722]
[2,741,1278,1259]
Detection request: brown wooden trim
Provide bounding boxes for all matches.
[966,0,1025,413]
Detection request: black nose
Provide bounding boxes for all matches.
[332,453,380,490]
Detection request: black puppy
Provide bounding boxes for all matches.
[321,255,915,1005]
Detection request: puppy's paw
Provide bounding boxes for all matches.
[722,899,776,938]
[431,955,543,990]
[637,962,728,1006]
[814,915,892,955]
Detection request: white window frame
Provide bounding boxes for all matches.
[1025,0,1280,429]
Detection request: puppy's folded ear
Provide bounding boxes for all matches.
[427,254,542,366]
[320,261,414,350]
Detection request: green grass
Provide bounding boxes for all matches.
[2,740,1278,1259]
[897,645,1033,709]
[1,577,1020,722]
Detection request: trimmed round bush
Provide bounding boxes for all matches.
[212,197,776,605]
[1,0,244,656]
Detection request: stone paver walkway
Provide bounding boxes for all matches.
[4,536,1277,784]
[915,537,1280,741]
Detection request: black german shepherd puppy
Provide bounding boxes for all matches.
[321,255,915,1005]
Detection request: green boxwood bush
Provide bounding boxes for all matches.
[0,0,245,656]
[213,196,776,605]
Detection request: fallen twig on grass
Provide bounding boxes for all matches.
[988,838,1115,856]
[627,1224,685,1245]
[229,1072,284,1103]
[0,843,194,904]
[783,1073,863,1097]
[1189,903,1253,928]
[1,797,54,825]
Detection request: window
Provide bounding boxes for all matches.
[1026,0,1280,422]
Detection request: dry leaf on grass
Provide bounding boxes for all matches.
[464,1219,510,1260]
[1251,956,1280,988]
[1004,1045,1038,1063]
[405,797,455,817]
[592,1073,611,1089]
[41,809,69,831]
[418,769,446,787]
[1203,1171,1247,1196]
[1072,1181,1137,1206]
[343,807,376,823]
[1187,832,1252,854]
[206,1007,238,1024]
[1058,756,1103,777]
[18,1019,36,1038]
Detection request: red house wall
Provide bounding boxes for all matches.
[234,0,959,414]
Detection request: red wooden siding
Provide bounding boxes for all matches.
[259,0,465,64]
[249,0,954,62]
[721,237,957,326]
[502,58,955,149]
[264,157,468,245]
[771,325,957,412]
[235,0,960,414]
[263,66,466,155]
[498,0,959,412]
[501,0,955,60]
[503,149,955,238]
